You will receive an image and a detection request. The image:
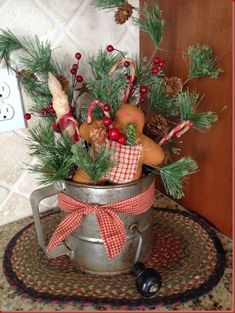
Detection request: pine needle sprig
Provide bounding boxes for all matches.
[88,49,124,80]
[28,157,74,185]
[93,145,116,181]
[150,77,178,116]
[188,44,222,79]
[133,4,166,47]
[159,157,198,198]
[178,91,218,131]
[20,76,55,123]
[0,31,61,122]
[86,73,126,117]
[20,75,50,100]
[72,143,116,182]
[145,157,198,198]
[91,0,125,10]
[0,30,62,76]
[27,124,74,184]
[27,123,55,156]
[134,57,153,87]
[0,29,24,67]
[21,36,62,76]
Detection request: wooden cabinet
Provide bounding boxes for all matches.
[140,0,233,237]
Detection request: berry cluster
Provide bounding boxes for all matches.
[152,56,165,75]
[24,102,56,120]
[108,128,126,145]
[70,52,83,82]
[100,103,127,145]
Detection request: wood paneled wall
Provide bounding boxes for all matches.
[140,0,233,237]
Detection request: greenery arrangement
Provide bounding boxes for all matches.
[0,1,221,198]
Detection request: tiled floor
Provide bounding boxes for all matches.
[0,192,233,311]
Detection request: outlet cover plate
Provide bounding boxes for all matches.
[0,68,26,133]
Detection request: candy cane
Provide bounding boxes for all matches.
[55,111,81,142]
[159,120,193,146]
[109,57,136,103]
[87,100,111,124]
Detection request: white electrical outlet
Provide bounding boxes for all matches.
[0,68,26,133]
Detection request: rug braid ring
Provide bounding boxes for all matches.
[3,208,225,308]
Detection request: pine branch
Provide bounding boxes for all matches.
[88,49,124,80]
[134,57,153,87]
[86,73,126,117]
[27,123,74,184]
[150,77,178,116]
[0,29,24,67]
[91,0,125,10]
[188,44,222,79]
[128,57,156,104]
[178,91,218,131]
[0,31,63,121]
[72,143,115,182]
[93,145,116,181]
[0,30,62,122]
[159,157,198,198]
[133,4,166,48]
[0,30,62,76]
[20,75,55,123]
[21,36,62,76]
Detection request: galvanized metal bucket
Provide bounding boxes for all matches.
[30,173,155,275]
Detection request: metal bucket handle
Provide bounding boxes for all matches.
[30,181,73,258]
[30,180,144,261]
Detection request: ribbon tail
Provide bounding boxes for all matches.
[47,211,83,252]
[96,210,126,260]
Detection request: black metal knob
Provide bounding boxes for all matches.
[132,262,162,298]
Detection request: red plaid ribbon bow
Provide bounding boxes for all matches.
[47,182,155,259]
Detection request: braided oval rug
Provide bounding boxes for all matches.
[3,208,225,309]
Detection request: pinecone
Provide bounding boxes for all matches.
[114,2,133,24]
[17,70,36,79]
[165,76,183,97]
[56,75,70,92]
[143,114,169,142]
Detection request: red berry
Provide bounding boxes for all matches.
[154,57,161,65]
[48,102,53,108]
[48,106,55,114]
[118,135,126,145]
[40,108,48,116]
[76,75,83,82]
[124,61,130,67]
[70,68,77,75]
[75,52,81,60]
[140,85,149,94]
[152,66,159,74]
[108,128,121,141]
[140,96,145,103]
[103,104,111,112]
[107,45,114,52]
[72,64,79,69]
[24,112,31,120]
[159,61,165,67]
[102,117,112,127]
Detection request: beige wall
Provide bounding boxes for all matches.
[0,0,139,225]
